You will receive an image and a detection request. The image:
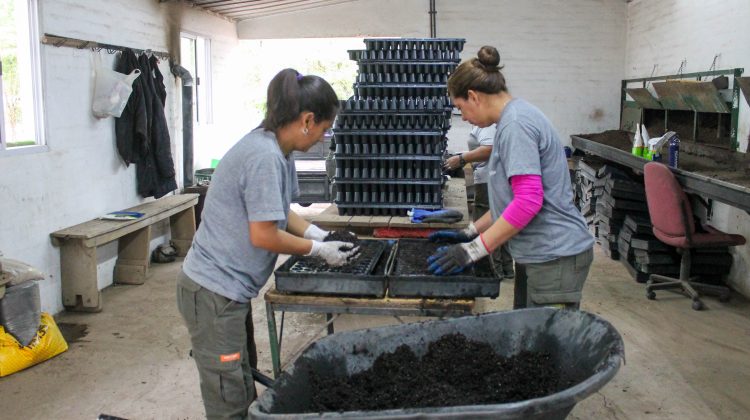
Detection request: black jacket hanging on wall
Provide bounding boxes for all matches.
[114,49,148,165]
[115,49,177,199]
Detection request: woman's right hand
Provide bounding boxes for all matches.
[308,240,359,266]
[444,154,462,171]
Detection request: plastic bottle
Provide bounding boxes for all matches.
[641,125,652,160]
[632,123,644,157]
[667,133,680,168]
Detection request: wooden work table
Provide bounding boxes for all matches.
[306,176,470,231]
[264,287,474,377]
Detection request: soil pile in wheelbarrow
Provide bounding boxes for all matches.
[308,333,573,412]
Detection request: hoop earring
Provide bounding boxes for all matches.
[302,128,309,135]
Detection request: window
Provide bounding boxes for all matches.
[180,33,212,125]
[0,0,44,152]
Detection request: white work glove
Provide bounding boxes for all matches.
[303,224,329,241]
[306,240,359,267]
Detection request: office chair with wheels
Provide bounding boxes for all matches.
[643,162,745,310]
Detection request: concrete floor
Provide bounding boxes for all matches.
[1,246,750,419]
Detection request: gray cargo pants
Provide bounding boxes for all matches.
[177,270,257,420]
[513,247,594,309]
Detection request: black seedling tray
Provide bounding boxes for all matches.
[357,61,458,75]
[353,84,448,98]
[334,158,443,180]
[333,134,446,156]
[336,205,438,217]
[335,183,443,207]
[387,239,500,299]
[348,49,461,62]
[275,240,392,297]
[340,97,450,112]
[358,72,449,84]
[335,113,450,131]
[362,38,466,52]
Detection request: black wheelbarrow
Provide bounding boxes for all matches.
[248,308,624,419]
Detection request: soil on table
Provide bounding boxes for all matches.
[394,240,443,275]
[307,333,573,412]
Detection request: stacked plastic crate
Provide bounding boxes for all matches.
[333,38,465,216]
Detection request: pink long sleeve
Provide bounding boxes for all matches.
[501,174,544,229]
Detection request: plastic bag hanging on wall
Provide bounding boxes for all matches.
[91,51,140,119]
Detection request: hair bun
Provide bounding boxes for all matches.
[477,46,501,71]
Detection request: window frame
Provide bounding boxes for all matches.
[0,0,47,156]
[179,31,213,125]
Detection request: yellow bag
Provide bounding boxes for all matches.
[0,312,68,377]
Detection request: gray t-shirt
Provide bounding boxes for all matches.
[488,99,593,263]
[183,128,299,302]
[467,124,496,185]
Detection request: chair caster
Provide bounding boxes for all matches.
[692,299,703,311]
[646,291,656,300]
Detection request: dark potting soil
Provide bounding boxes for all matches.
[308,333,572,412]
[393,240,442,275]
[324,230,361,246]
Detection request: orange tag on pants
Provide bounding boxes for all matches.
[220,352,241,363]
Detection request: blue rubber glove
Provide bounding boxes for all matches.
[411,208,464,224]
[428,223,478,243]
[427,237,489,275]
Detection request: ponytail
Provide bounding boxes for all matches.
[261,68,339,131]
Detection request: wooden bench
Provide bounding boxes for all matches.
[50,194,199,312]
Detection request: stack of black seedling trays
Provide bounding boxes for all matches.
[618,215,733,284]
[334,38,465,216]
[594,165,649,260]
[573,157,606,237]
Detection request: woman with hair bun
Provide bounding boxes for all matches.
[176,68,357,418]
[428,46,594,310]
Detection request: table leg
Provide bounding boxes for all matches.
[266,302,281,378]
[326,313,335,335]
[114,226,151,285]
[170,207,196,256]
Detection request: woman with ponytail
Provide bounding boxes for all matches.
[176,69,355,418]
[428,46,594,310]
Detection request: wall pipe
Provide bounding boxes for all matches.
[170,64,194,186]
[429,0,437,37]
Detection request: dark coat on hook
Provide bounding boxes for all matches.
[114,49,148,165]
[115,49,177,199]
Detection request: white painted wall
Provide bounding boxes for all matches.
[0,0,237,314]
[237,0,429,39]
[237,0,627,147]
[625,0,750,296]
